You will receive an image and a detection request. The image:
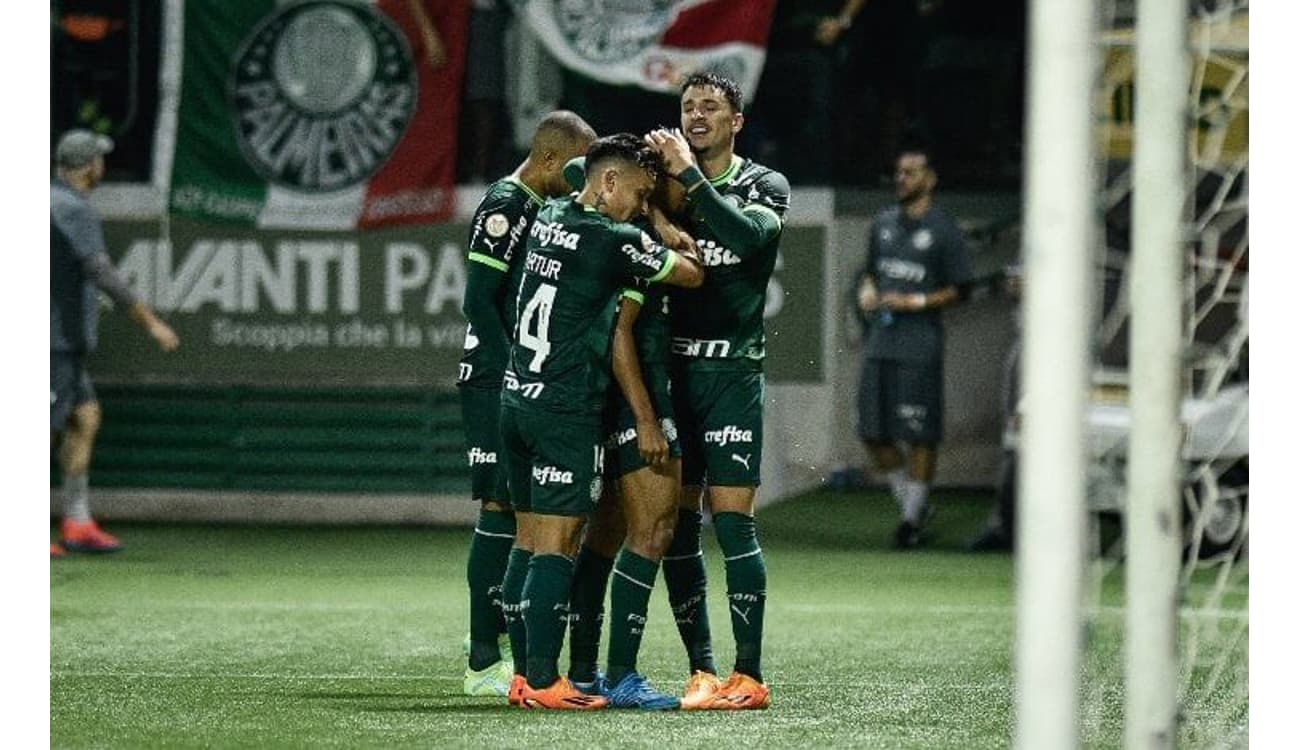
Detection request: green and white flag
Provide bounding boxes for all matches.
[162,0,469,229]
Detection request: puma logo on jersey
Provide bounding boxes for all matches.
[704,425,753,447]
[731,453,752,470]
[530,220,580,250]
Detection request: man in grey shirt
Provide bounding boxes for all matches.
[854,147,971,549]
[51,129,179,556]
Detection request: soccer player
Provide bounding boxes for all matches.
[559,166,700,710]
[644,72,791,710]
[853,147,972,549]
[457,111,595,697]
[501,134,703,709]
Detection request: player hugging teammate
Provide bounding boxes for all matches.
[457,71,790,712]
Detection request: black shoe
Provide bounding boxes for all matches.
[893,520,922,550]
[964,527,1013,553]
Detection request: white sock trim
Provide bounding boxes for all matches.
[473,528,516,539]
[723,547,763,562]
[612,567,654,591]
[661,551,703,561]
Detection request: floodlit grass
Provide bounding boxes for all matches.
[51,489,1245,748]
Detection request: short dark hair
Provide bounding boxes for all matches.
[584,133,664,181]
[531,110,597,154]
[680,71,744,113]
[896,137,936,173]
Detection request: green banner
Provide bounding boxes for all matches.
[90,218,826,385]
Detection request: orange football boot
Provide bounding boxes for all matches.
[679,670,724,710]
[706,672,771,710]
[518,676,608,710]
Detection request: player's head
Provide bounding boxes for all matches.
[529,110,597,196]
[582,133,663,223]
[678,72,744,157]
[55,129,113,189]
[894,146,936,205]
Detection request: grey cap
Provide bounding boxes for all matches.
[55,129,114,169]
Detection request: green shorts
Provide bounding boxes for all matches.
[500,403,605,517]
[603,385,682,478]
[856,357,944,445]
[671,366,764,487]
[459,385,510,505]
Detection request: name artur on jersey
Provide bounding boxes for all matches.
[524,251,563,280]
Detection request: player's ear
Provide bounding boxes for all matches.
[732,112,744,135]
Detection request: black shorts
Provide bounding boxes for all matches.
[51,352,95,431]
[459,385,510,505]
[857,357,944,445]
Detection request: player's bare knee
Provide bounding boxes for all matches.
[72,402,102,437]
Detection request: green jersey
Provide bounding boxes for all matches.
[458,176,546,389]
[503,197,678,415]
[669,155,791,370]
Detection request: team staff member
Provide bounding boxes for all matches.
[854,147,972,549]
[51,130,180,557]
[457,111,596,697]
[645,71,791,711]
[501,134,703,709]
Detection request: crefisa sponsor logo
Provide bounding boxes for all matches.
[703,425,753,447]
[532,465,575,486]
[230,1,416,192]
[467,447,497,466]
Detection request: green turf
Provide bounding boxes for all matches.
[51,489,1246,748]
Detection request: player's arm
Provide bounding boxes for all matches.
[856,220,881,313]
[610,290,668,466]
[645,129,788,258]
[462,261,511,359]
[56,203,178,351]
[881,216,972,312]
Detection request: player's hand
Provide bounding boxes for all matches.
[150,319,180,352]
[636,419,669,467]
[645,128,694,176]
[814,17,849,46]
[857,279,880,312]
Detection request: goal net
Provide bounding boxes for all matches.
[1081,1,1248,746]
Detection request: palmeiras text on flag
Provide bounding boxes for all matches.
[167,0,468,229]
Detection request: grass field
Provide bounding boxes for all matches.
[50,488,1245,748]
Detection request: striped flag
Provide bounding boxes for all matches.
[166,0,468,229]
[514,0,776,99]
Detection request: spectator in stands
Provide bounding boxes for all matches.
[965,264,1022,553]
[459,0,514,183]
[747,0,865,184]
[854,145,971,549]
[51,129,180,557]
[836,0,928,184]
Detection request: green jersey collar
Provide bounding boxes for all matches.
[506,175,545,206]
[707,155,743,187]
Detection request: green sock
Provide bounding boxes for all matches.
[567,546,614,684]
[606,549,660,688]
[523,553,576,690]
[500,547,532,676]
[714,511,767,684]
[466,508,515,670]
[662,508,716,675]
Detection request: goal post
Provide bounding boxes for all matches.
[1125,0,1189,747]
[1013,1,1099,748]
